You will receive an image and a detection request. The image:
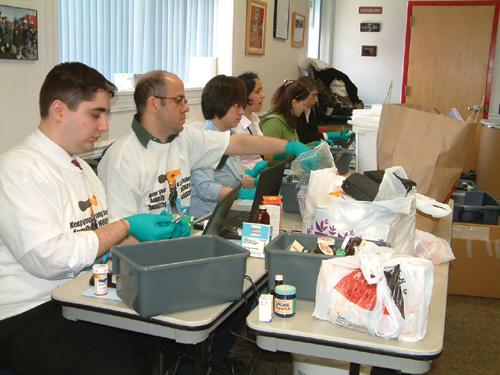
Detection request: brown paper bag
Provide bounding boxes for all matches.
[377,103,476,233]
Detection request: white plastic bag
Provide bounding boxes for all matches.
[313,242,434,342]
[302,166,451,255]
[414,229,455,264]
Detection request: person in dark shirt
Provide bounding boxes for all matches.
[296,76,352,145]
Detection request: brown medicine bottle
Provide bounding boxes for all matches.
[254,205,270,224]
[271,274,284,297]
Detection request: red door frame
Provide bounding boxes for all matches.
[402,1,500,119]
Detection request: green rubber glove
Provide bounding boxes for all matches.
[125,213,177,242]
[326,130,354,141]
[237,188,256,199]
[285,141,311,157]
[245,161,268,178]
[314,139,334,147]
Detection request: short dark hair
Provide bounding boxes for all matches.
[39,62,116,119]
[297,75,320,92]
[238,71,260,106]
[269,79,309,128]
[202,75,247,120]
[133,70,172,118]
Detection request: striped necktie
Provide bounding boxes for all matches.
[71,159,83,170]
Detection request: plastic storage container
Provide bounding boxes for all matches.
[264,233,388,300]
[349,115,380,174]
[112,235,249,317]
[329,147,353,175]
[281,175,300,213]
[451,190,500,225]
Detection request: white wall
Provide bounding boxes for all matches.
[331,0,500,115]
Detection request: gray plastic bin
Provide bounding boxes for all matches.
[330,147,353,175]
[281,175,300,213]
[451,191,500,225]
[265,233,389,301]
[112,236,249,317]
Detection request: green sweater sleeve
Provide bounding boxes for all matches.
[260,117,285,139]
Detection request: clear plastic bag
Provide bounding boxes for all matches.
[414,229,455,265]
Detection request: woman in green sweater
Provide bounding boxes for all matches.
[260,79,310,142]
[260,79,310,163]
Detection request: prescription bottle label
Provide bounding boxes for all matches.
[92,264,109,296]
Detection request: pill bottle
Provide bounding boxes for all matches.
[274,284,296,317]
[314,237,335,255]
[270,274,284,297]
[254,205,270,224]
[92,264,109,296]
[341,236,367,256]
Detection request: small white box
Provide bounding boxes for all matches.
[259,294,273,323]
[114,73,144,91]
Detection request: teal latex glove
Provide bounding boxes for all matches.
[326,131,341,140]
[237,188,256,199]
[253,177,259,188]
[171,216,192,238]
[273,153,287,161]
[245,161,268,178]
[285,141,311,157]
[314,139,334,147]
[341,129,354,141]
[125,213,177,242]
[327,130,354,141]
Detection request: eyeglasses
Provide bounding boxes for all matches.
[154,96,188,107]
[233,103,246,108]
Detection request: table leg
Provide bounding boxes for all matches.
[350,362,361,375]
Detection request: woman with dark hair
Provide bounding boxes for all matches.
[190,75,266,218]
[296,76,353,145]
[259,79,310,142]
[234,72,266,171]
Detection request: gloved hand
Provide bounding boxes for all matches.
[341,129,354,141]
[285,140,311,157]
[125,213,177,242]
[244,161,268,178]
[273,153,287,161]
[326,130,354,141]
[253,177,259,187]
[314,139,334,147]
[171,216,192,238]
[285,141,319,173]
[237,188,256,199]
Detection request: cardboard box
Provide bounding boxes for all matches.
[263,196,282,239]
[449,223,500,299]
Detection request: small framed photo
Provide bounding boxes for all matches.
[246,0,267,55]
[291,12,306,48]
[0,4,38,60]
[362,45,377,57]
[360,23,381,32]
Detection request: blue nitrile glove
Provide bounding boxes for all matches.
[314,139,334,147]
[273,153,287,161]
[244,161,268,178]
[172,216,192,238]
[125,213,177,242]
[326,131,341,140]
[237,188,256,199]
[285,141,311,157]
[253,177,259,187]
[341,129,354,141]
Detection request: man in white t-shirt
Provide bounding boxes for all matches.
[0,62,184,375]
[98,70,315,220]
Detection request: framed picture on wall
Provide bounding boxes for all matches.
[246,0,267,55]
[273,0,290,40]
[0,4,38,60]
[291,12,305,48]
[362,45,377,57]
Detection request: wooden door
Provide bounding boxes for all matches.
[402,1,499,171]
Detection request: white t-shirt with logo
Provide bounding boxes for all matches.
[0,129,104,320]
[98,124,230,219]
